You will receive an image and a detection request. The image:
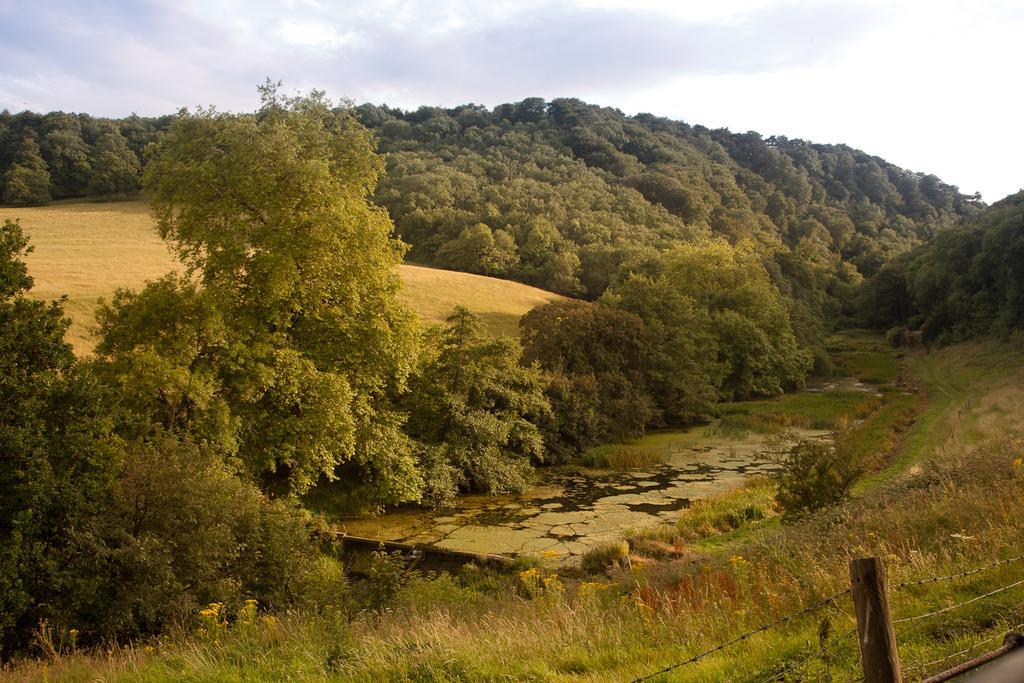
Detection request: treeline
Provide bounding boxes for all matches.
[0,110,168,204]
[355,98,980,334]
[859,191,1024,343]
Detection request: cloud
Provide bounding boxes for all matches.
[0,0,1020,199]
[0,0,879,114]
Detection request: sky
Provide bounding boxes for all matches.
[1,0,1021,201]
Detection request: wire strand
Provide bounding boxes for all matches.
[903,622,1024,675]
[893,554,1024,590]
[630,588,852,682]
[894,576,1024,627]
[761,626,857,683]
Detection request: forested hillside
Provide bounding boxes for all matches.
[860,190,1024,342]
[1,100,981,352]
[356,99,980,322]
[0,111,169,203]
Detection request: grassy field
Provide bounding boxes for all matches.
[0,200,564,352]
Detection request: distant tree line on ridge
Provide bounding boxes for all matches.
[0,110,170,204]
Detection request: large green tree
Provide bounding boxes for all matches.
[404,308,549,507]
[520,300,652,454]
[96,86,422,506]
[657,239,813,400]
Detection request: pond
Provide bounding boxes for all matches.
[339,427,828,564]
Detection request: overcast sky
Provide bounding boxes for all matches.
[1,0,1021,200]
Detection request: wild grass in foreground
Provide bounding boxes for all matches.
[10,338,1024,682]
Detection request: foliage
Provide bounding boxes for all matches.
[580,444,661,469]
[600,238,813,426]
[858,192,1024,343]
[520,300,652,456]
[95,86,422,505]
[762,431,863,519]
[86,128,140,196]
[673,477,775,540]
[0,219,114,655]
[404,307,549,507]
[718,389,877,433]
[579,539,630,574]
[604,267,719,423]
[0,220,324,654]
[355,98,976,332]
[2,133,51,205]
[11,339,1024,682]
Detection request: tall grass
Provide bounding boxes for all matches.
[580,444,663,469]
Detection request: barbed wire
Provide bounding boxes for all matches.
[630,588,852,683]
[893,554,1024,591]
[630,556,1024,682]
[761,626,857,683]
[894,576,1024,628]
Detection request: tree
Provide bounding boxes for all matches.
[96,85,422,506]
[42,114,92,198]
[763,431,862,520]
[2,133,51,205]
[404,308,549,508]
[87,128,140,196]
[435,223,519,275]
[520,300,653,452]
[604,271,720,423]
[0,219,327,653]
[658,239,812,399]
[0,218,115,652]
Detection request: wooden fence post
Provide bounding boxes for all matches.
[850,556,902,683]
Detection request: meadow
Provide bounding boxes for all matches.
[0,200,564,352]
[9,332,1024,681]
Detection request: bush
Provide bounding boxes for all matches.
[580,540,630,574]
[763,431,863,520]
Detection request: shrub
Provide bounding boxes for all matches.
[580,540,630,574]
[763,431,863,520]
[365,549,409,610]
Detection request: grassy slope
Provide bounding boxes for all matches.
[13,335,1024,682]
[0,200,563,352]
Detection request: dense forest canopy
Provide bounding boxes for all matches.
[355,98,979,296]
[860,191,1024,343]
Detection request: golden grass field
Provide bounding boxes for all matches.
[0,200,564,353]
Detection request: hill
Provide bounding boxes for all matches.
[360,97,981,304]
[0,99,986,353]
[0,200,564,353]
